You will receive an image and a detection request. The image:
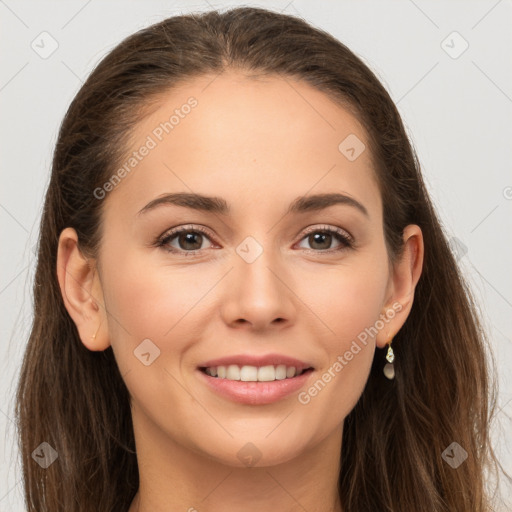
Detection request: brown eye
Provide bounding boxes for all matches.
[158,226,215,254]
[297,227,353,253]
[307,232,334,250]
[174,231,204,251]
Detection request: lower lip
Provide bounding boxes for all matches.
[197,368,314,405]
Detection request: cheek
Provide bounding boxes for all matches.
[99,249,207,383]
[297,255,389,345]
[293,250,389,414]
[101,249,206,337]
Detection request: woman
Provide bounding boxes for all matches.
[16,6,503,511]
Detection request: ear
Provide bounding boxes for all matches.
[56,227,110,351]
[375,224,424,348]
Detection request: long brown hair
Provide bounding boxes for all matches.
[16,6,504,511]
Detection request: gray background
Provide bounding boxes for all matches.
[1,0,511,509]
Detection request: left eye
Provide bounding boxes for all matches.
[159,228,213,253]
[296,229,353,252]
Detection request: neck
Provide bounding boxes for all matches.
[127,409,344,512]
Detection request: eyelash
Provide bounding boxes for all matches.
[155,224,354,257]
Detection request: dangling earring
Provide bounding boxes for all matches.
[383,336,395,380]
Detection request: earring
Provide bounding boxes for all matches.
[383,337,395,380]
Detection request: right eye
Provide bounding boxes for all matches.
[156,225,217,255]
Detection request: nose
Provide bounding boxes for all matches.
[220,246,296,332]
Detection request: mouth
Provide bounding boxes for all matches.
[196,354,315,405]
[199,364,313,382]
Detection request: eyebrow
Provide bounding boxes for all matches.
[137,192,369,218]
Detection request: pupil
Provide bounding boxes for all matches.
[310,232,331,250]
[180,232,202,250]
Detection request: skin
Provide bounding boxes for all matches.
[57,71,423,512]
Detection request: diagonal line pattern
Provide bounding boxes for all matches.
[492,324,511,344]
[282,76,335,130]
[470,204,499,233]
[0,0,29,28]
[266,266,336,335]
[201,470,234,502]
[0,266,28,296]
[0,407,15,426]
[0,480,21,503]
[495,395,512,419]
[203,0,217,11]
[280,0,295,13]
[161,366,234,438]
[163,267,234,337]
[472,61,512,104]
[407,0,439,28]
[471,0,503,30]
[201,70,224,93]
[0,203,29,233]
[61,61,84,84]
[0,62,29,92]
[283,1,307,23]
[61,0,92,29]
[265,470,310,511]
[397,62,439,104]
[265,409,294,438]
[468,261,512,308]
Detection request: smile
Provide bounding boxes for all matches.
[197,354,315,405]
[201,364,310,381]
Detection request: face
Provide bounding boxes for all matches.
[92,71,397,467]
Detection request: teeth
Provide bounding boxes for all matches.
[257,365,275,382]
[205,366,218,377]
[286,366,296,378]
[275,365,287,380]
[204,364,307,381]
[240,365,258,381]
[226,364,240,380]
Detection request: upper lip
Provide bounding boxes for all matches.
[199,353,314,372]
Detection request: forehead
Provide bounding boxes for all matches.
[105,70,381,221]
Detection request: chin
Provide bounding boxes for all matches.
[196,433,311,469]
